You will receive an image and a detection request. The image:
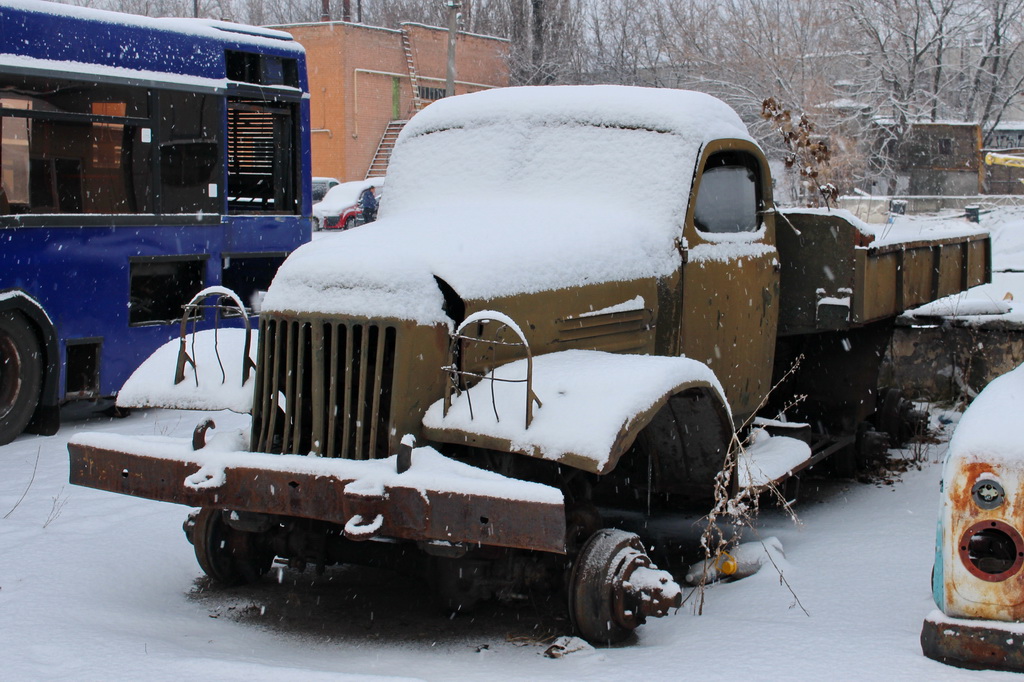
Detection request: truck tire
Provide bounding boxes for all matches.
[614,388,731,508]
[569,528,651,645]
[0,311,42,446]
[191,508,273,586]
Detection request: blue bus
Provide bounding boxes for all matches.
[0,0,312,444]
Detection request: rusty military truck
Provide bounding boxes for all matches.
[68,86,990,645]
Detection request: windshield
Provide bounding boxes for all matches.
[383,122,696,228]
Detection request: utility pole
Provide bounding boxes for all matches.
[445,1,462,98]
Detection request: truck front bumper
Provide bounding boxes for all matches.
[68,431,566,554]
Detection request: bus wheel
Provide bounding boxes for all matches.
[189,508,273,586]
[0,311,42,446]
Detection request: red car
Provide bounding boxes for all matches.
[312,178,384,231]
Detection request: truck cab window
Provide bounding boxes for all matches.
[693,152,760,233]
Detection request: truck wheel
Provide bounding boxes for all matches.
[0,311,42,446]
[191,508,273,586]
[568,529,648,645]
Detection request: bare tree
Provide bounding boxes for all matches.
[957,0,1024,145]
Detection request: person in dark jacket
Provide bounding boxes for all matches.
[358,186,378,224]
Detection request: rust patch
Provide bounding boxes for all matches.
[946,461,1024,615]
[922,613,1024,672]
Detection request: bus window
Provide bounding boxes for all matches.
[129,256,208,326]
[227,98,298,214]
[158,91,221,214]
[0,77,153,214]
[1,107,29,209]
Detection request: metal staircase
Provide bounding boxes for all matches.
[366,120,407,179]
[400,27,424,114]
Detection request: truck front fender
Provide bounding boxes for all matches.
[421,349,732,475]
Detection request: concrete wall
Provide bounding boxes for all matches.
[881,321,1024,403]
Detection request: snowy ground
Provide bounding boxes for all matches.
[2,408,1015,680]
[5,206,1024,679]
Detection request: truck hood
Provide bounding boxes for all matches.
[260,197,682,326]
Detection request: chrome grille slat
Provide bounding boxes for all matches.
[253,316,396,461]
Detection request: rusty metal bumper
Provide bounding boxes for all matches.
[68,434,566,554]
[921,610,1024,672]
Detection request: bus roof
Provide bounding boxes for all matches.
[0,0,305,85]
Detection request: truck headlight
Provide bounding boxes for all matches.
[959,520,1024,582]
[972,478,1005,510]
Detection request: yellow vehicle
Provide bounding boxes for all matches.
[985,151,1024,169]
[69,86,989,644]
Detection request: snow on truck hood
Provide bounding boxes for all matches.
[260,197,680,325]
[262,85,756,324]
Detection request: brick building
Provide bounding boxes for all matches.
[277,21,509,182]
[892,122,983,196]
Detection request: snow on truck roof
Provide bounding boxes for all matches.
[262,86,760,324]
[400,85,752,142]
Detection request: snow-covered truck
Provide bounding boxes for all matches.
[68,86,989,644]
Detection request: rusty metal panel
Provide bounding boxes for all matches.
[554,309,652,354]
[941,457,1024,620]
[852,234,991,324]
[935,244,965,299]
[775,211,861,334]
[68,442,566,554]
[853,249,899,323]
[901,247,936,309]
[969,237,992,288]
[922,613,1024,672]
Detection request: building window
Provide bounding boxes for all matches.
[938,138,953,155]
[418,86,447,102]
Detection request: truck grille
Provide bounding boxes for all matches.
[252,316,397,459]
